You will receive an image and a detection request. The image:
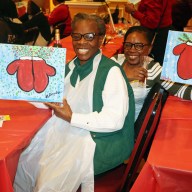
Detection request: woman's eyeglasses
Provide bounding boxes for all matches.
[71,33,101,41]
[123,42,150,51]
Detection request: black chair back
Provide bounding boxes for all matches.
[134,83,168,142]
[120,83,169,192]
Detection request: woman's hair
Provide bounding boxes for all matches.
[124,26,155,44]
[71,13,106,36]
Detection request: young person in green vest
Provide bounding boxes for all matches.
[14,13,135,192]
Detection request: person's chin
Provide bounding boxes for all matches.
[77,55,91,64]
[77,52,90,59]
[128,59,140,65]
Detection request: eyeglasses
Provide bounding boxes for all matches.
[71,33,101,41]
[123,42,150,51]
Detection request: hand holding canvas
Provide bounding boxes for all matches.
[45,99,72,122]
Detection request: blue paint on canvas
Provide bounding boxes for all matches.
[161,30,192,85]
[0,43,66,102]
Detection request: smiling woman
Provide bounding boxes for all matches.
[111,25,192,120]
[14,12,135,192]
[71,13,106,65]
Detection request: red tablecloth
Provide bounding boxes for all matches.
[0,100,51,192]
[131,96,192,192]
[51,34,124,63]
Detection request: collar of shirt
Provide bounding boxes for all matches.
[70,50,100,87]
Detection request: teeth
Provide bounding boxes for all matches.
[78,48,88,54]
[129,56,138,59]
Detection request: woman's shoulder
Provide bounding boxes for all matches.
[147,57,161,70]
[57,3,68,11]
[51,4,68,16]
[111,54,126,66]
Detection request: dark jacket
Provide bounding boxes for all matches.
[0,17,24,44]
[21,12,51,42]
[172,0,192,31]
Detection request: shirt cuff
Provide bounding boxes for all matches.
[71,113,91,129]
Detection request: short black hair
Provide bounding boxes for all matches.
[124,26,155,44]
[72,13,106,36]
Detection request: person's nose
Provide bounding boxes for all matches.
[130,44,138,50]
[129,45,137,52]
[78,36,87,44]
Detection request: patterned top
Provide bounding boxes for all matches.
[112,54,192,118]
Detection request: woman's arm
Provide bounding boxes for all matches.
[71,66,129,132]
[147,60,192,100]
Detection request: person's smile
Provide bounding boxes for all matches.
[76,48,89,55]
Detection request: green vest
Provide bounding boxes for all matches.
[91,55,135,175]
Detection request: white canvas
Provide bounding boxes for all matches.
[161,30,192,85]
[0,43,66,102]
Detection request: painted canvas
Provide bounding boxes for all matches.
[161,30,192,85]
[0,44,66,102]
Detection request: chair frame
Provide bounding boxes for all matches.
[120,87,167,191]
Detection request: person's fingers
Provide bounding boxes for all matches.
[44,102,57,109]
[63,98,67,104]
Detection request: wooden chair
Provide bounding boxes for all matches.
[77,83,168,192]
